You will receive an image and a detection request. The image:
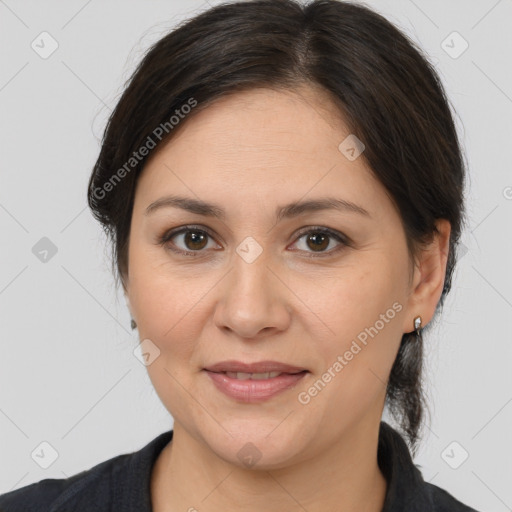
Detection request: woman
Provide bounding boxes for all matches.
[0,0,481,510]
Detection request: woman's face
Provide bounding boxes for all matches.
[125,86,418,468]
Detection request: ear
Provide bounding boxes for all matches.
[121,270,130,308]
[402,219,451,333]
[125,295,133,316]
[123,281,133,318]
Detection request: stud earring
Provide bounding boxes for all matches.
[413,316,422,335]
[130,318,137,330]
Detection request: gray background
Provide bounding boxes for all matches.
[0,0,511,510]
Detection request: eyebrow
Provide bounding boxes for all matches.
[144,194,370,220]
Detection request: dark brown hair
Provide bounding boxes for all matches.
[87,0,466,454]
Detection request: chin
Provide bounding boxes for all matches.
[198,418,310,471]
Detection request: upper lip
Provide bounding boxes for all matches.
[204,360,307,374]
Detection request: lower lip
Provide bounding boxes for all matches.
[204,370,308,403]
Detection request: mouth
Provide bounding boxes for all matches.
[203,360,308,374]
[203,360,309,403]
[220,370,305,380]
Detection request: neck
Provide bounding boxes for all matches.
[151,419,388,512]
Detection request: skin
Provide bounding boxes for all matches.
[123,86,450,512]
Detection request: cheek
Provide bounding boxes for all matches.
[311,259,405,340]
[132,274,206,356]
[303,256,408,406]
[129,266,210,419]
[127,249,233,392]
[127,241,198,353]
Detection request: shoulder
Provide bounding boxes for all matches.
[378,422,481,512]
[0,430,173,512]
[425,482,481,512]
[0,451,132,512]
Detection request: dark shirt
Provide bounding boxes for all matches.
[0,421,480,511]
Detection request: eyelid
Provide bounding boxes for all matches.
[293,225,350,245]
[158,225,221,256]
[288,226,350,258]
[158,224,351,257]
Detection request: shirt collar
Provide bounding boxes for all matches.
[378,421,433,511]
[121,421,432,511]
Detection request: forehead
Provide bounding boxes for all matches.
[169,85,349,148]
[133,86,387,220]
[140,88,359,172]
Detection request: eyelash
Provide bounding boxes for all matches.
[157,225,351,259]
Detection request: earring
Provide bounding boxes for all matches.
[413,316,422,335]
[130,318,137,330]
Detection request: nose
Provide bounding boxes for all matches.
[213,253,292,340]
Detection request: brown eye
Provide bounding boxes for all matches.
[305,232,330,252]
[290,227,349,258]
[159,226,219,255]
[182,230,208,251]
[158,225,349,258]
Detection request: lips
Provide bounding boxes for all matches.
[203,360,308,403]
[204,360,307,374]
